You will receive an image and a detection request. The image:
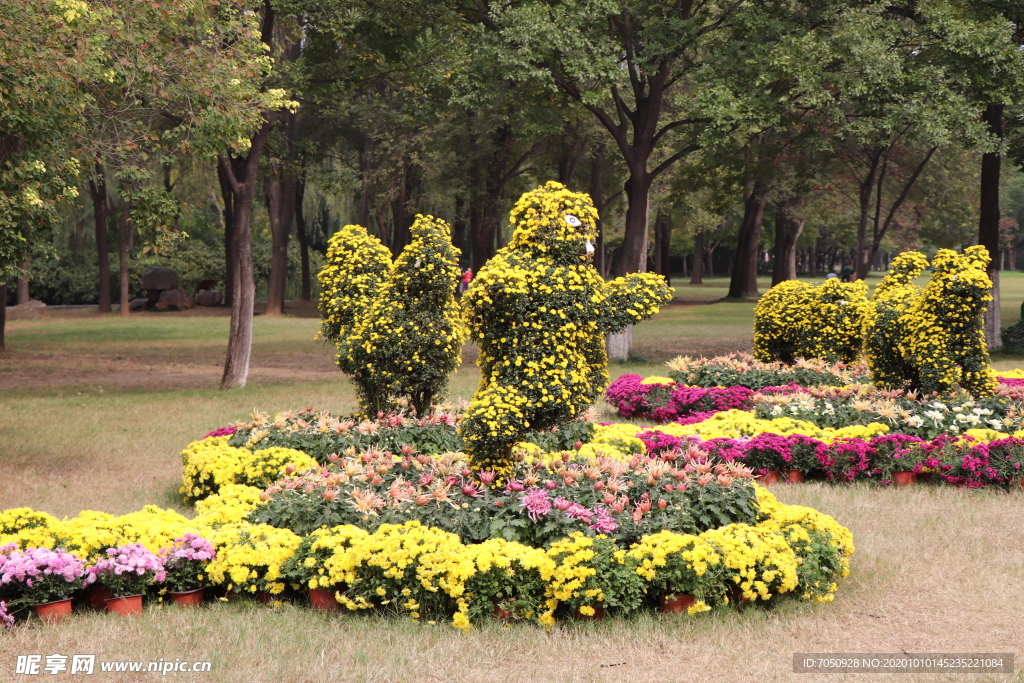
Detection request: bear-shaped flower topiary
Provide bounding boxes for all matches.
[862,250,930,390]
[459,181,673,478]
[896,246,996,396]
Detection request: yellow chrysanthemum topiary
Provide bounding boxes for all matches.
[895,247,996,397]
[863,251,930,389]
[754,278,869,364]
[205,522,301,595]
[343,215,467,416]
[460,182,672,478]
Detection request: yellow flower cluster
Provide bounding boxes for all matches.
[317,224,392,347]
[179,437,316,502]
[754,279,869,364]
[460,182,672,477]
[193,484,266,526]
[894,247,996,396]
[205,523,302,595]
[342,214,467,415]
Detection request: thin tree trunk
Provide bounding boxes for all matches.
[980,103,1005,350]
[690,229,704,285]
[728,179,768,298]
[590,151,605,276]
[771,195,805,286]
[452,195,467,262]
[117,203,131,318]
[706,246,714,278]
[90,165,112,312]
[294,174,311,301]
[653,208,666,277]
[612,166,651,277]
[15,262,28,304]
[359,135,373,227]
[74,219,85,256]
[660,212,672,286]
[217,160,236,307]
[390,164,412,257]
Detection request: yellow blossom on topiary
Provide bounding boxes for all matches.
[193,484,266,526]
[317,224,392,346]
[179,436,251,503]
[754,278,869,364]
[460,182,672,477]
[205,522,301,595]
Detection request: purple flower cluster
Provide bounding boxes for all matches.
[0,545,90,590]
[160,534,215,567]
[519,489,552,521]
[520,490,619,533]
[203,426,237,438]
[0,600,13,629]
[89,544,166,585]
[997,377,1024,387]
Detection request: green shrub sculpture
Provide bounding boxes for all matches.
[753,278,869,364]
[459,181,673,479]
[318,217,465,415]
[894,246,996,396]
[863,251,930,389]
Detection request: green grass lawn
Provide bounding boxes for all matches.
[2,275,1024,682]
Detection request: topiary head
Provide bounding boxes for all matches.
[391,214,462,298]
[506,181,599,264]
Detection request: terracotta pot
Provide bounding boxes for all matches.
[34,598,72,624]
[168,588,205,607]
[785,470,805,483]
[256,591,273,604]
[492,604,514,621]
[308,588,340,612]
[916,472,933,484]
[85,584,112,611]
[892,471,916,487]
[572,605,605,621]
[759,470,782,485]
[105,594,143,617]
[659,593,696,614]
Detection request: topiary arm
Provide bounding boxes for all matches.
[595,272,673,334]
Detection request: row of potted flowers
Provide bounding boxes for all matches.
[0,534,212,624]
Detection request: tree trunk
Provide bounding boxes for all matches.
[771,195,805,286]
[16,262,28,304]
[117,203,131,318]
[728,180,768,298]
[294,174,311,301]
[653,209,665,277]
[265,109,298,317]
[452,195,467,262]
[390,164,413,257]
[90,166,112,312]
[607,325,631,362]
[74,219,85,256]
[590,151,605,276]
[612,166,651,277]
[980,103,1004,350]
[707,246,715,278]
[217,160,236,307]
[660,212,672,285]
[470,193,499,272]
[690,230,704,285]
[359,135,373,227]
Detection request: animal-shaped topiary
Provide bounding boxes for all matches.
[318,217,465,415]
[459,181,673,478]
[896,246,996,396]
[753,278,869,364]
[863,251,929,389]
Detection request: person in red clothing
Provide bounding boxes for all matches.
[458,268,473,294]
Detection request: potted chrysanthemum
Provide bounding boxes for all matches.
[0,544,91,624]
[159,534,215,607]
[88,544,165,616]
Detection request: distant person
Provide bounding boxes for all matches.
[825,272,838,280]
[839,265,854,282]
[458,268,473,294]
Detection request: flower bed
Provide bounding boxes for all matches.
[0,407,857,630]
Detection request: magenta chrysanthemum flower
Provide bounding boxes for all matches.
[588,506,618,533]
[519,489,552,521]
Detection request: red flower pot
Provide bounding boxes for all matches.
[256,591,273,604]
[785,470,805,483]
[492,604,514,621]
[34,598,72,624]
[168,588,205,607]
[892,471,916,487]
[308,588,340,612]
[572,605,605,621]
[86,584,112,611]
[105,595,143,617]
[659,593,696,613]
[759,470,782,485]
